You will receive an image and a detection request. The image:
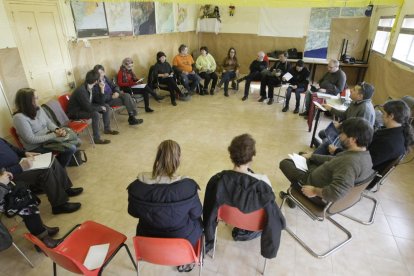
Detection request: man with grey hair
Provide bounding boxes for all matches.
[241,51,268,101]
[300,59,347,117]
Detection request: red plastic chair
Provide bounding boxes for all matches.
[24,220,136,276]
[212,204,267,275]
[57,93,94,147]
[133,236,203,276]
[9,127,24,149]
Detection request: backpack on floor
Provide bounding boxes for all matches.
[68,150,87,167]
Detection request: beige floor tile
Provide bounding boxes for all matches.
[1,91,414,276]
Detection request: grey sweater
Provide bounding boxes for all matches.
[319,69,347,96]
[307,151,374,202]
[331,99,376,126]
[13,108,57,150]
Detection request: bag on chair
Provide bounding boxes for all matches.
[68,149,87,167]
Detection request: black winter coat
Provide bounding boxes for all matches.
[203,171,286,259]
[127,178,203,246]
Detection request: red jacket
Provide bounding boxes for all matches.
[117,67,139,88]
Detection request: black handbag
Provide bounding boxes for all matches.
[68,149,87,167]
[4,182,40,217]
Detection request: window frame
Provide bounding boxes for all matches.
[371,15,395,56]
[391,15,414,69]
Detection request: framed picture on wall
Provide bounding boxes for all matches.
[131,2,156,35]
[105,2,133,36]
[71,1,109,38]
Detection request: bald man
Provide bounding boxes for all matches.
[241,51,268,101]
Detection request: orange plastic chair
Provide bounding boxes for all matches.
[9,127,24,149]
[212,204,267,275]
[57,93,94,147]
[24,220,136,276]
[133,236,203,276]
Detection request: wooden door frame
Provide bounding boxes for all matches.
[4,0,76,92]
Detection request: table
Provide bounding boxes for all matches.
[307,93,348,148]
[196,18,221,34]
[268,57,368,84]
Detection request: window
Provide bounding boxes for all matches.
[372,16,395,54]
[392,16,414,66]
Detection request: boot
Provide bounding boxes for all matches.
[128,116,143,125]
[43,225,59,237]
[293,106,300,114]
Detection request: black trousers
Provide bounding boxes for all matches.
[199,72,218,91]
[260,75,281,99]
[14,160,71,207]
[158,77,180,103]
[22,213,47,237]
[243,72,263,97]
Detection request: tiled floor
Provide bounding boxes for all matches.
[1,88,413,275]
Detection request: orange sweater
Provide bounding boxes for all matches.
[172,54,194,73]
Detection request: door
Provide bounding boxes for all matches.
[0,80,13,137]
[8,2,74,100]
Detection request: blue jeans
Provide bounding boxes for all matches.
[180,73,201,92]
[220,71,236,93]
[285,86,305,108]
[33,144,77,168]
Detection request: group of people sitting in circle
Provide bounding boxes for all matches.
[1,41,413,271]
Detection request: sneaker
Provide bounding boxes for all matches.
[94,138,111,144]
[242,96,248,101]
[258,97,266,102]
[299,111,308,116]
[282,106,289,112]
[293,107,300,114]
[267,98,274,105]
[103,130,119,135]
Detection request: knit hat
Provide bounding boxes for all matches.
[296,60,304,67]
[157,51,166,61]
[361,82,374,100]
[122,57,133,66]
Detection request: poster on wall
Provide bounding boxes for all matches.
[131,2,156,35]
[174,3,197,32]
[105,2,133,36]
[155,2,174,34]
[71,1,108,38]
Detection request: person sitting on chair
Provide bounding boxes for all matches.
[279,117,375,208]
[313,82,376,155]
[12,88,77,168]
[259,52,291,105]
[328,100,414,174]
[0,137,82,215]
[282,59,310,113]
[117,57,162,113]
[240,51,268,101]
[300,59,347,117]
[127,140,203,273]
[92,65,142,126]
[217,47,240,97]
[196,46,218,95]
[152,51,191,106]
[0,169,60,248]
[68,70,117,145]
[203,134,285,259]
[172,44,202,95]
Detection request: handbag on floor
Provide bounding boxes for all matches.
[68,149,87,167]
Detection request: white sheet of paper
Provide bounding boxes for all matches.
[283,72,293,81]
[83,243,110,270]
[312,101,327,112]
[131,84,146,89]
[288,153,308,172]
[316,92,337,99]
[20,152,53,170]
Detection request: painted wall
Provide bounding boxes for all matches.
[0,0,16,48]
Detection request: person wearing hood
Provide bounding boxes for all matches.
[127,140,202,273]
[313,82,376,155]
[117,57,162,113]
[152,51,190,106]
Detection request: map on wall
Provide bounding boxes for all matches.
[174,3,197,32]
[71,1,108,38]
[155,2,174,34]
[131,2,156,35]
[105,2,133,36]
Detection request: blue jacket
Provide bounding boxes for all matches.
[0,138,25,175]
[127,178,203,246]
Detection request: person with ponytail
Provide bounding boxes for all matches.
[368,100,413,172]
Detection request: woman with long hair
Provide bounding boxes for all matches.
[127,140,202,272]
[218,47,240,97]
[13,88,77,167]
